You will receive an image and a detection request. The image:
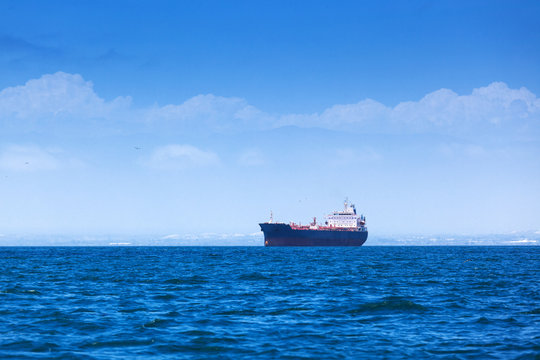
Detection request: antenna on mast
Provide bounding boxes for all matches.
[269,211,273,223]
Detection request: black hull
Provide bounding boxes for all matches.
[260,223,368,247]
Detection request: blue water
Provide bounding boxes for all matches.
[0,246,538,359]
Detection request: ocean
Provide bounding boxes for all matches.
[0,246,538,359]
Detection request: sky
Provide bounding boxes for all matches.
[0,0,539,241]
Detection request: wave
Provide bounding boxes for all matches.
[346,297,428,314]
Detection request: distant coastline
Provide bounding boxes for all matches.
[0,231,538,246]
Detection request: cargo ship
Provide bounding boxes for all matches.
[260,200,368,246]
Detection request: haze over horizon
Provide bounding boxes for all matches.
[1,1,539,243]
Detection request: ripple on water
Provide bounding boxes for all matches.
[119,307,147,313]
[267,307,312,315]
[142,318,171,328]
[79,338,156,349]
[163,276,208,285]
[238,272,270,281]
[214,309,259,316]
[181,329,215,336]
[346,297,429,315]
[1,287,41,295]
[520,307,540,315]
[0,246,538,359]
[152,293,177,301]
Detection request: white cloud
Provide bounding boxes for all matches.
[161,234,181,240]
[391,82,540,132]
[237,149,264,166]
[144,144,219,170]
[508,239,537,244]
[1,72,538,140]
[281,82,540,137]
[0,145,62,171]
[320,99,391,129]
[0,71,131,120]
[144,94,271,131]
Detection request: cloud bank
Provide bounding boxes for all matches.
[144,94,269,132]
[1,72,539,140]
[0,72,130,120]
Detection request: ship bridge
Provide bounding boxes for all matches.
[325,199,366,230]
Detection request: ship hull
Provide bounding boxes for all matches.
[260,223,368,247]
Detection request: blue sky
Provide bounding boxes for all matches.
[0,1,539,239]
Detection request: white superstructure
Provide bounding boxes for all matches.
[325,199,367,231]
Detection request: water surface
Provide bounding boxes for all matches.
[1,246,538,359]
